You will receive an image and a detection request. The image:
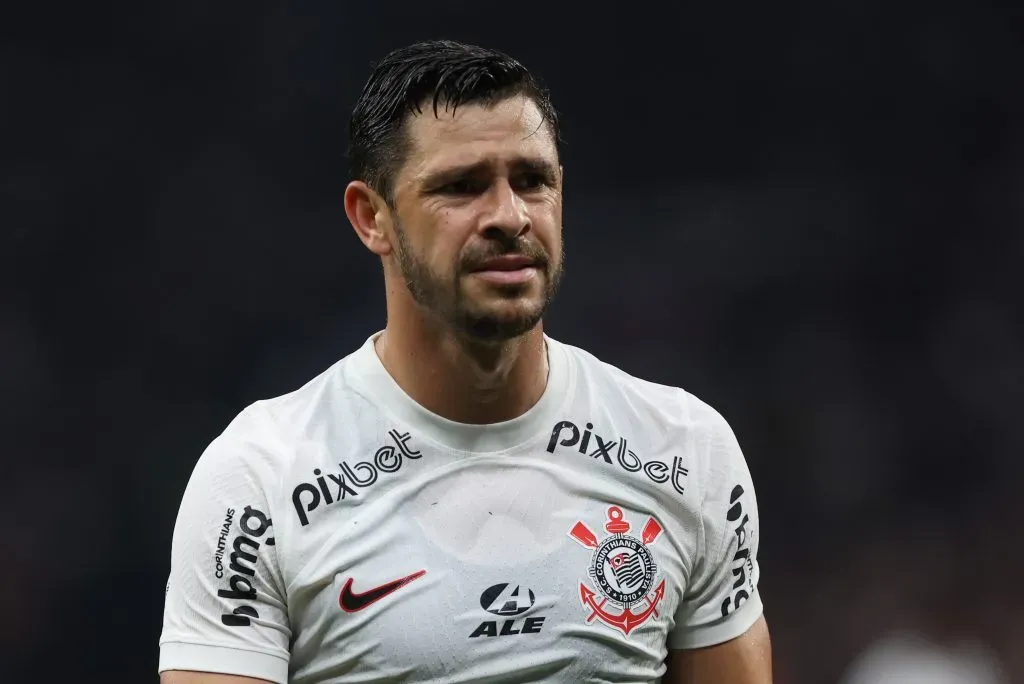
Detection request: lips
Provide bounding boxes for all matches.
[468,253,542,286]
[472,255,537,272]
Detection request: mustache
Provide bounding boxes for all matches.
[460,239,549,271]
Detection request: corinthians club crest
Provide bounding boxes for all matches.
[568,506,667,636]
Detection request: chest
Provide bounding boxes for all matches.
[279,458,696,683]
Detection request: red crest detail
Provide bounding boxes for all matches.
[568,506,666,636]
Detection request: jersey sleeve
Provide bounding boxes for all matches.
[159,407,292,683]
[668,404,764,649]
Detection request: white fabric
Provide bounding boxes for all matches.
[159,334,763,683]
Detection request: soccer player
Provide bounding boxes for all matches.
[159,39,771,684]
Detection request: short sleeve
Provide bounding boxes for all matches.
[669,406,764,649]
[159,408,292,683]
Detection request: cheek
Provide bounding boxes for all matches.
[532,206,563,253]
[433,211,476,261]
[409,235,458,279]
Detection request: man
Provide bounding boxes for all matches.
[159,39,771,683]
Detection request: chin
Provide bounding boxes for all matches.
[456,304,545,343]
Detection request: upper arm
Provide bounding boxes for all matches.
[161,672,274,684]
[668,400,768,652]
[664,615,772,684]
[159,409,292,684]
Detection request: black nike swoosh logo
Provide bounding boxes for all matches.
[338,569,426,613]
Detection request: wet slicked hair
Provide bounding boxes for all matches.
[348,39,560,203]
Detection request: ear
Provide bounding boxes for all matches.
[344,180,393,256]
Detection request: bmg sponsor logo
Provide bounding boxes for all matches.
[547,420,689,496]
[720,484,755,617]
[217,505,274,627]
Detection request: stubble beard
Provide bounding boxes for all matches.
[392,221,563,343]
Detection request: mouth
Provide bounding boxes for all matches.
[469,255,540,285]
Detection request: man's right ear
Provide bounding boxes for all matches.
[344,181,393,256]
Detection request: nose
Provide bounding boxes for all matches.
[479,178,530,240]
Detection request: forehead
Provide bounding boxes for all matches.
[399,95,557,181]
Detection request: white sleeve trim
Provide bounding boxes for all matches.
[668,590,764,650]
[159,641,289,683]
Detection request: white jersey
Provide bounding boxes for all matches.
[159,334,763,683]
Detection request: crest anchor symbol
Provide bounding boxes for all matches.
[568,506,667,636]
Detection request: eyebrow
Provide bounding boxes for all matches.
[419,157,558,189]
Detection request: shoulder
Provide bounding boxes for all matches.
[195,343,372,490]
[554,338,736,444]
[552,338,749,512]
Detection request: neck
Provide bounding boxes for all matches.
[374,310,549,426]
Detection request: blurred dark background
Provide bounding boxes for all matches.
[3,1,1022,682]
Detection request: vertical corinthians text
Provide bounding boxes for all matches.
[217,505,275,627]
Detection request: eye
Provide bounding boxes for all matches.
[437,177,486,195]
[513,172,548,192]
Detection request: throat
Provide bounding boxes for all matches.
[375,329,549,425]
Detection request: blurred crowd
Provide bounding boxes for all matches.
[4,1,1022,682]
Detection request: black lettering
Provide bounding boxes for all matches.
[219,507,276,626]
[721,483,754,617]
[617,440,642,473]
[499,619,520,636]
[213,508,235,579]
[217,574,257,601]
[644,460,669,484]
[580,423,594,454]
[292,482,320,526]
[589,435,616,464]
[374,445,401,473]
[729,484,745,503]
[469,621,497,638]
[521,617,545,634]
[391,430,422,459]
[547,420,579,453]
[217,527,229,552]
[340,461,377,487]
[328,472,360,499]
[229,536,259,576]
[546,419,694,498]
[727,485,745,522]
[671,457,689,496]
[732,563,747,590]
[290,434,422,527]
[314,469,334,505]
[239,505,272,540]
[734,515,750,547]
[720,591,750,618]
[221,605,259,627]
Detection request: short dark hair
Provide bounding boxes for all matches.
[348,39,560,202]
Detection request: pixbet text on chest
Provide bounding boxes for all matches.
[546,419,689,496]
